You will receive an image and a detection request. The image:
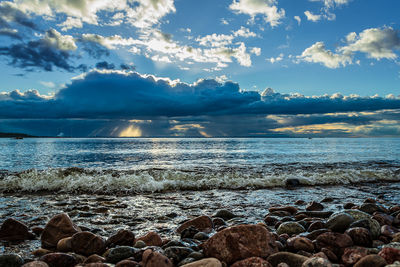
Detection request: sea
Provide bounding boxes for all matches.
[0,137,399,193]
[1,137,400,256]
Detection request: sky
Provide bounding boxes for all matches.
[0,0,399,137]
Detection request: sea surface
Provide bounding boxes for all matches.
[0,137,399,193]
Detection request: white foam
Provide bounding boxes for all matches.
[0,166,399,193]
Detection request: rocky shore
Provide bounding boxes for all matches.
[1,196,400,267]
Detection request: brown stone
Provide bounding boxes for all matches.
[141,249,173,267]
[381,225,399,237]
[0,218,34,241]
[302,257,333,267]
[373,212,394,226]
[378,247,400,264]
[269,206,298,215]
[287,236,314,253]
[203,224,277,265]
[308,221,326,232]
[231,257,272,267]
[315,232,353,256]
[176,215,213,233]
[82,264,110,267]
[40,252,78,267]
[32,249,52,257]
[84,254,105,264]
[306,201,324,211]
[32,226,44,236]
[115,259,139,267]
[345,227,372,247]
[180,258,222,267]
[136,231,163,247]
[267,252,308,267]
[22,261,49,267]
[71,231,106,256]
[57,237,73,252]
[106,229,135,247]
[353,254,386,267]
[320,248,337,262]
[393,232,400,242]
[41,213,81,248]
[341,246,369,266]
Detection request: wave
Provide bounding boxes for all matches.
[0,162,399,193]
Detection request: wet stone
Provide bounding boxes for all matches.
[277,221,306,236]
[0,254,24,267]
[213,210,237,221]
[106,246,137,264]
[40,253,78,267]
[267,252,309,267]
[106,229,135,248]
[306,201,324,212]
[326,212,354,233]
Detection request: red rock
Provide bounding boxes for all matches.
[106,229,135,247]
[231,257,272,267]
[315,232,353,256]
[71,231,105,256]
[203,224,277,264]
[40,252,78,267]
[41,213,81,248]
[353,255,386,267]
[22,261,49,267]
[286,236,314,253]
[176,215,213,233]
[306,201,324,211]
[0,218,34,241]
[84,254,106,264]
[141,249,173,267]
[269,206,298,215]
[267,252,308,267]
[115,259,139,267]
[136,231,163,247]
[341,246,369,266]
[345,227,372,247]
[378,247,400,264]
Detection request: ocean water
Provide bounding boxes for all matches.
[0,137,399,193]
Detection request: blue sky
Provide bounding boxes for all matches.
[0,0,399,137]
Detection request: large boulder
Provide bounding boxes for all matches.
[136,232,162,247]
[141,249,173,267]
[41,213,81,248]
[0,218,35,241]
[40,253,78,267]
[203,224,277,265]
[353,255,386,267]
[71,231,106,256]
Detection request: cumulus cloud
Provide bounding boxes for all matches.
[0,29,83,71]
[297,41,352,68]
[304,11,321,22]
[310,0,351,9]
[340,27,400,60]
[298,27,400,68]
[229,0,285,27]
[294,16,301,25]
[267,53,284,63]
[1,70,400,120]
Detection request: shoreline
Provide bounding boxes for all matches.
[1,182,400,266]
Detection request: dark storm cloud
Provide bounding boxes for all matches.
[0,70,400,120]
[96,61,115,70]
[0,40,74,71]
[0,2,37,39]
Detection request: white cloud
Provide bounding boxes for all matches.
[229,0,285,27]
[58,17,83,31]
[294,16,301,25]
[297,42,352,68]
[44,29,77,51]
[251,47,261,56]
[340,27,400,60]
[12,0,175,30]
[233,26,257,38]
[267,53,284,63]
[304,11,321,22]
[310,0,351,8]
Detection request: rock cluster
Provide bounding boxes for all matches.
[1,198,400,267]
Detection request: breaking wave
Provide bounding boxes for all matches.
[0,161,399,193]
